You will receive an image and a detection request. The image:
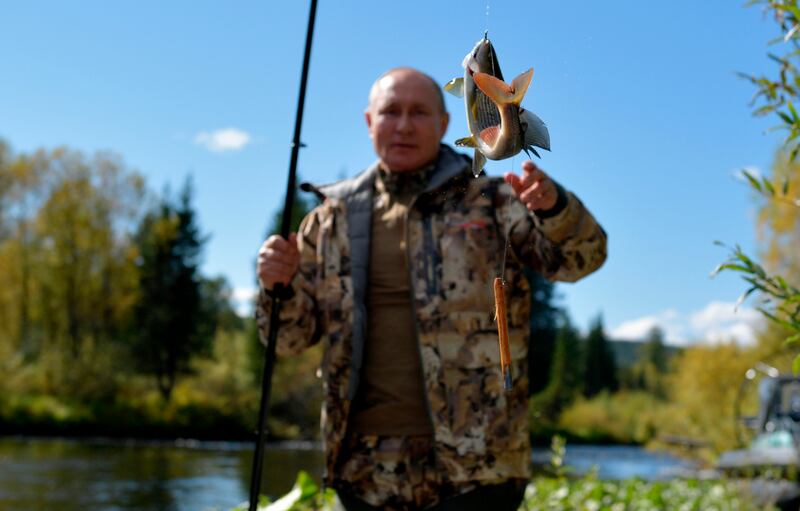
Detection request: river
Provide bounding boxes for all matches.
[0,437,698,510]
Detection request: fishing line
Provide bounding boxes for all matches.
[498,153,516,284]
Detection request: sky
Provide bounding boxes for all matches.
[0,1,788,346]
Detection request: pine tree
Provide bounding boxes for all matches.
[583,315,618,397]
[525,269,560,395]
[131,177,211,400]
[530,315,582,421]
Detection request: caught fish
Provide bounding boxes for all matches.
[444,33,550,177]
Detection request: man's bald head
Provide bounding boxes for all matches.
[368,67,446,114]
[364,67,450,172]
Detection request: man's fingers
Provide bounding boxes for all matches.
[519,180,546,204]
[520,180,557,211]
[521,162,546,187]
[257,232,300,289]
[503,172,524,195]
[261,246,298,265]
[508,161,549,200]
[264,235,297,254]
[260,256,297,273]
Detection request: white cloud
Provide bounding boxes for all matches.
[610,301,763,346]
[194,127,251,152]
[231,286,258,317]
[610,309,686,345]
[689,301,762,345]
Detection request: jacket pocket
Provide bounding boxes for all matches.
[439,214,501,313]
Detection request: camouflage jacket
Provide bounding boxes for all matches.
[256,145,607,486]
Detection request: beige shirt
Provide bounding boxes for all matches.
[348,168,433,436]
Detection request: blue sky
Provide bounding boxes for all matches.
[0,1,786,345]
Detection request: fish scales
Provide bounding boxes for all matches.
[476,90,500,132]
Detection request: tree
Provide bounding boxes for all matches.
[622,326,669,398]
[660,343,757,454]
[583,315,618,397]
[34,149,144,357]
[525,269,560,395]
[716,0,800,369]
[0,146,143,369]
[200,275,244,334]
[530,316,583,422]
[131,178,211,400]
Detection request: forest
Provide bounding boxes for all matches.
[0,137,796,464]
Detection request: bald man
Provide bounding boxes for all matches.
[256,68,607,510]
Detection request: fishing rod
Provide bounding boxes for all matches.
[248,0,318,509]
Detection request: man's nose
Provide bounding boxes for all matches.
[396,112,413,132]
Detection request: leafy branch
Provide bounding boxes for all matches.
[739,167,800,206]
[743,0,800,158]
[713,241,800,367]
[715,0,800,371]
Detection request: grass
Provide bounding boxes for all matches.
[231,438,777,511]
[229,471,775,511]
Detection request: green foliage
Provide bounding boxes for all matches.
[718,0,800,371]
[230,471,336,511]
[583,315,618,397]
[526,269,560,395]
[0,140,329,440]
[0,144,144,396]
[619,327,670,398]
[658,342,759,458]
[241,469,773,511]
[558,391,663,445]
[521,476,772,511]
[131,177,213,400]
[530,318,583,426]
[714,243,800,344]
[742,0,800,159]
[546,435,571,480]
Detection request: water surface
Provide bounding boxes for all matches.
[0,437,696,510]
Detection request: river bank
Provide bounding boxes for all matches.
[0,436,705,511]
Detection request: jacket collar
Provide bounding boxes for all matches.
[302,145,471,201]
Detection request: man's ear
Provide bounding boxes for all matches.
[440,111,450,138]
[365,109,373,130]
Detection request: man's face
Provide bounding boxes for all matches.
[365,70,449,173]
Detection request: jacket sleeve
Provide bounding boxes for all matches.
[497,181,607,282]
[255,207,324,356]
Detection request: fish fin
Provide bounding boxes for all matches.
[523,145,541,158]
[455,135,477,148]
[472,150,486,177]
[479,126,500,145]
[444,77,464,98]
[474,68,534,105]
[519,108,551,151]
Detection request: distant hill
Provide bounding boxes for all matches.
[608,339,682,368]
